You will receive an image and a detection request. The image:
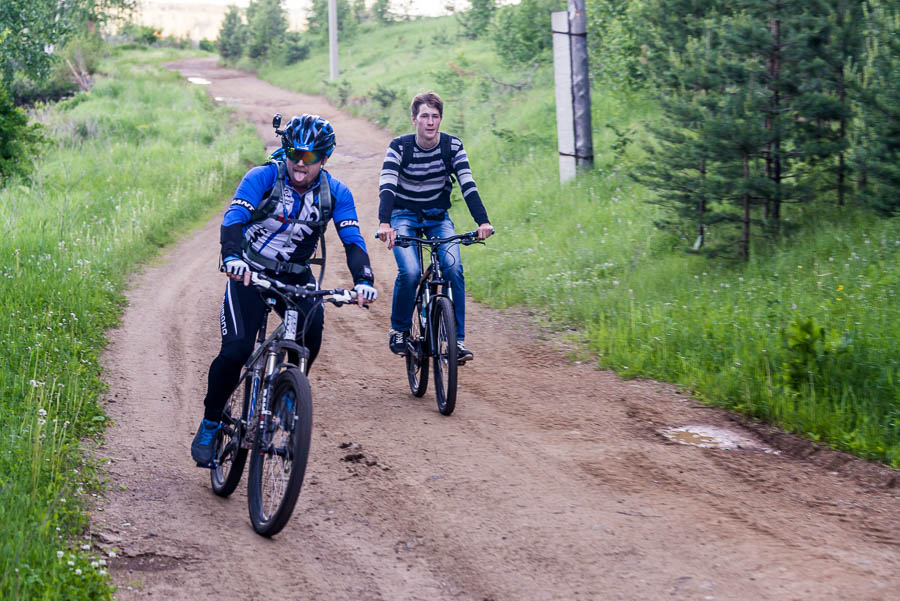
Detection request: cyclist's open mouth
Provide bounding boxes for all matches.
[289,165,312,186]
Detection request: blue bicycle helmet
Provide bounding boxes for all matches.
[282,114,336,158]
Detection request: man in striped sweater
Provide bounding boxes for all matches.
[376,91,494,362]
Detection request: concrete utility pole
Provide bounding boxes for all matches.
[552,0,593,183]
[328,0,338,80]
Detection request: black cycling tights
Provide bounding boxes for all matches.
[202,277,323,422]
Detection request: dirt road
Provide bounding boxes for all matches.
[93,57,899,601]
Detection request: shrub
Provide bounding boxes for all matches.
[119,23,161,46]
[0,86,44,183]
[218,7,247,61]
[457,0,496,39]
[491,0,563,66]
[281,32,310,65]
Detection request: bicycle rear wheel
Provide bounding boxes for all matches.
[211,375,250,497]
[432,297,458,415]
[247,368,313,537]
[406,297,429,397]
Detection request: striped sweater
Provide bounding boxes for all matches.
[378,133,489,225]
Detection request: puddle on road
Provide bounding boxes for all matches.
[187,76,211,85]
[661,425,778,453]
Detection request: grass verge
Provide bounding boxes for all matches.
[0,47,259,599]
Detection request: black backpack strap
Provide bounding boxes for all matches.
[247,160,285,226]
[306,173,330,285]
[440,132,456,183]
[317,172,332,224]
[399,134,416,172]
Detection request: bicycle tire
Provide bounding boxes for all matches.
[210,375,250,497]
[432,297,458,415]
[406,296,429,397]
[247,368,313,537]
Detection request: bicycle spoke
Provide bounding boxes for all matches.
[248,369,312,536]
[210,378,249,497]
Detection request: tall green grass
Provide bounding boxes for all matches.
[255,17,900,466]
[0,47,259,599]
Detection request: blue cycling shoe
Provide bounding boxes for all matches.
[191,418,222,468]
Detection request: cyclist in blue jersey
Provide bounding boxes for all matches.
[376,91,493,363]
[191,114,377,467]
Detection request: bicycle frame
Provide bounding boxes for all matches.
[231,274,353,451]
[235,300,303,450]
[415,244,453,357]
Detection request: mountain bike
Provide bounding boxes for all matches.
[392,231,486,416]
[208,271,359,537]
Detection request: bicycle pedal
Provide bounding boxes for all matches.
[195,460,217,470]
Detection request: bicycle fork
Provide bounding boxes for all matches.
[257,308,300,454]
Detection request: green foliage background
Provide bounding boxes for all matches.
[253,11,899,467]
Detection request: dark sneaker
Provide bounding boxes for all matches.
[191,418,222,468]
[389,329,408,356]
[456,341,474,364]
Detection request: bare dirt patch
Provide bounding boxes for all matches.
[93,57,899,601]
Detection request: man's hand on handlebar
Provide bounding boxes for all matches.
[376,222,397,249]
[476,223,494,241]
[353,283,378,307]
[223,256,251,286]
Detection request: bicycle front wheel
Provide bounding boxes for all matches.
[406,297,429,397]
[247,368,313,537]
[211,375,249,497]
[432,297,458,415]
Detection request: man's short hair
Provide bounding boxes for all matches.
[411,91,443,119]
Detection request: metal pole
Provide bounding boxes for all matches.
[552,0,593,183]
[328,0,338,80]
[568,0,593,173]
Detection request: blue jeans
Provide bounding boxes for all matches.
[390,208,465,341]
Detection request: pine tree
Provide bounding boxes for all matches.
[638,29,728,254]
[793,0,865,206]
[639,0,837,258]
[217,7,247,61]
[853,1,900,215]
[721,1,812,226]
[635,0,730,88]
[246,0,287,60]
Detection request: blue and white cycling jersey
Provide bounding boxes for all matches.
[221,162,372,284]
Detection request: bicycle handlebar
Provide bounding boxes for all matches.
[374,230,492,248]
[249,271,359,306]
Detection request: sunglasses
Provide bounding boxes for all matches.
[284,147,326,165]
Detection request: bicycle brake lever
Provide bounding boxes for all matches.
[250,272,272,289]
